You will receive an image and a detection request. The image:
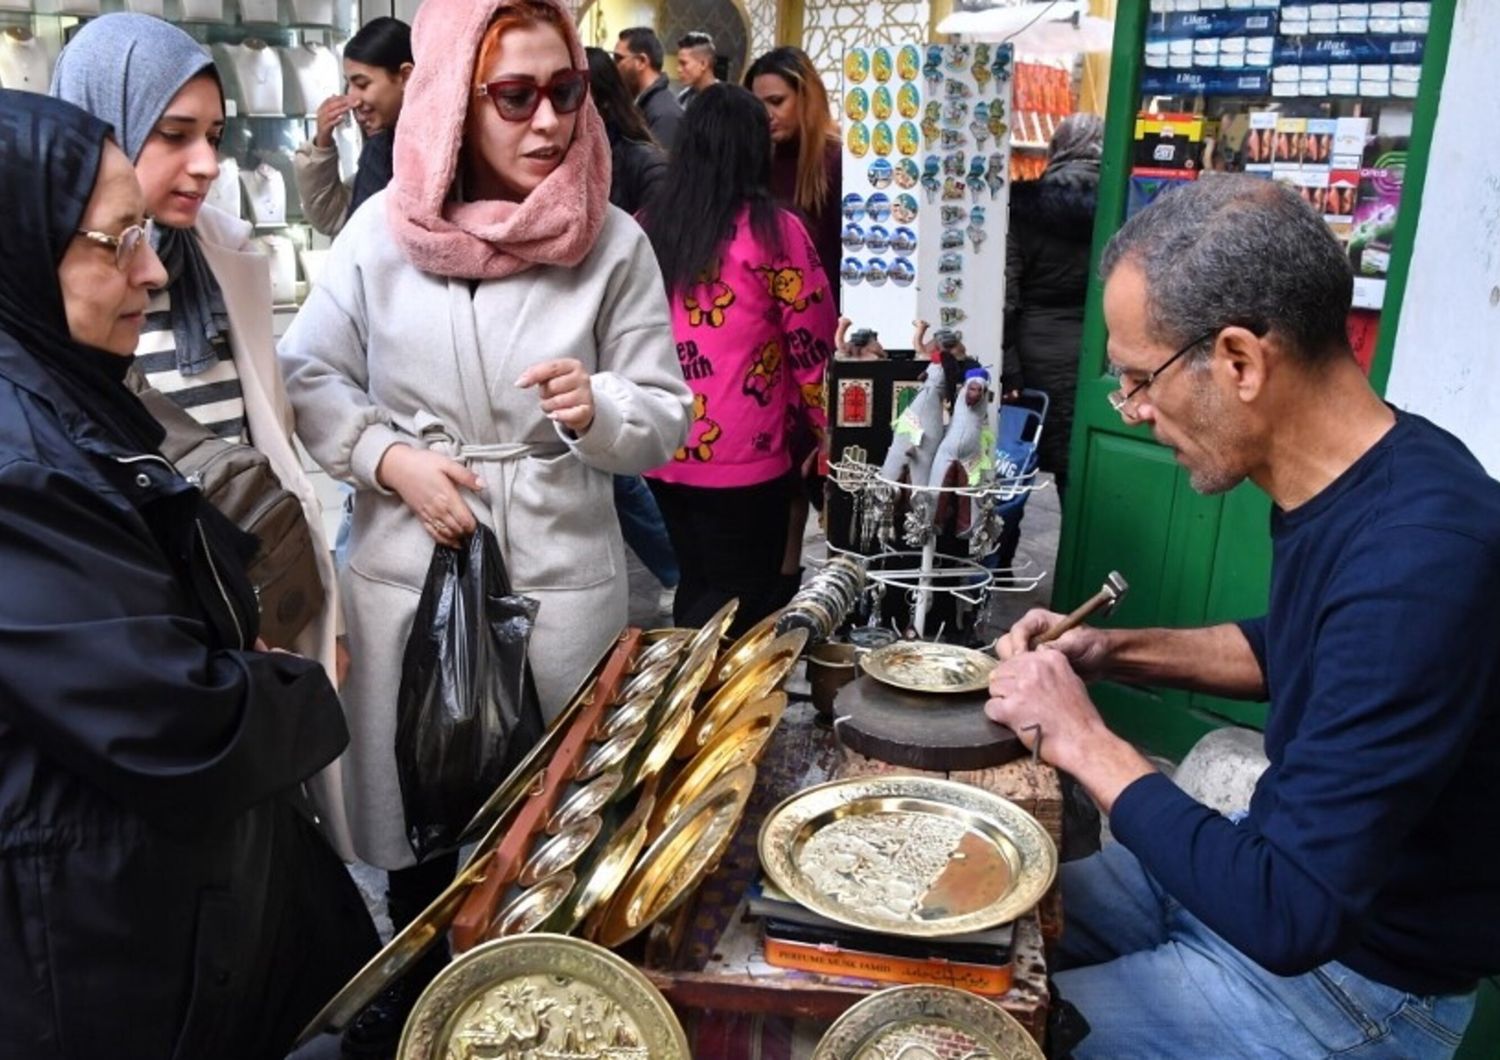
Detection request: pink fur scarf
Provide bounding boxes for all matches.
[386,0,611,280]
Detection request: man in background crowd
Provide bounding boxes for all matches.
[614,26,683,149]
[675,31,717,109]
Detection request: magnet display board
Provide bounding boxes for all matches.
[840,42,1013,387]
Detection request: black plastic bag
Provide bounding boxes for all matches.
[395,525,544,861]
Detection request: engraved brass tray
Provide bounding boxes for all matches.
[650,693,786,838]
[398,934,689,1060]
[594,763,756,948]
[812,984,1042,1060]
[860,641,996,694]
[707,609,785,689]
[758,776,1056,937]
[682,628,808,758]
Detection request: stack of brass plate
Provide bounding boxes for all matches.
[811,983,1043,1059]
[680,628,809,758]
[650,691,787,837]
[398,934,690,1060]
[758,775,1057,937]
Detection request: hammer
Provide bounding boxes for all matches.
[1033,571,1129,648]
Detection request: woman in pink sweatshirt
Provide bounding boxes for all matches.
[641,83,837,636]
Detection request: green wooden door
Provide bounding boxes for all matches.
[1053,0,1454,760]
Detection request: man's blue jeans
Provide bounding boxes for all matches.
[1056,842,1476,1059]
[613,475,678,588]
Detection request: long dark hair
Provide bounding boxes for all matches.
[344,16,413,73]
[743,46,838,218]
[585,46,653,144]
[642,83,782,295]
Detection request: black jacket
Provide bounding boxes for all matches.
[1004,170,1099,489]
[0,339,373,1058]
[637,73,684,151]
[609,131,667,215]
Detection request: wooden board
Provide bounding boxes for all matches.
[831,673,1025,771]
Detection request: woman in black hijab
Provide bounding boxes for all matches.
[0,90,376,1060]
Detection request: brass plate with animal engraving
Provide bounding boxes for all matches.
[594,763,756,948]
[650,693,786,838]
[860,640,996,694]
[812,984,1042,1059]
[758,775,1056,937]
[397,934,689,1060]
[683,629,808,757]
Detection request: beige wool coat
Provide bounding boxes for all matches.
[278,194,692,869]
[193,204,355,860]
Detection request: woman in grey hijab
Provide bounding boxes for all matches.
[52,13,353,857]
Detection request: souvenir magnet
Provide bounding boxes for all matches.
[871,85,893,120]
[836,378,874,427]
[872,47,893,83]
[890,257,915,286]
[892,194,918,224]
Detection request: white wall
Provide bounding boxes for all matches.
[1386,0,1500,476]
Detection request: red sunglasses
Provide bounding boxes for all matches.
[474,69,590,122]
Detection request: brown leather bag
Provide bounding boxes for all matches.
[132,380,323,649]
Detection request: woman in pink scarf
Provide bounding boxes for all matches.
[278,0,690,1045]
[640,84,836,636]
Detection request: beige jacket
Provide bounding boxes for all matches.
[193,204,355,859]
[291,139,350,237]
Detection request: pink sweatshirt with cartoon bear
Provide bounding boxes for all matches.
[646,207,837,489]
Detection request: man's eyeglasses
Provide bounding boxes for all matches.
[74,219,155,272]
[1106,328,1219,418]
[474,69,590,123]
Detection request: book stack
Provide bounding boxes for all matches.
[747,877,1015,995]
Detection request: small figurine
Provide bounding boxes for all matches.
[836,318,887,361]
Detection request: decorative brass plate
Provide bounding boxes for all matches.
[707,610,784,689]
[683,598,739,667]
[618,701,693,795]
[553,793,656,935]
[490,872,576,938]
[398,934,689,1060]
[518,816,603,888]
[634,629,690,671]
[617,657,674,705]
[758,775,1056,937]
[595,694,655,743]
[812,984,1042,1060]
[657,635,719,722]
[575,720,647,782]
[861,640,996,694]
[547,772,623,835]
[594,763,756,948]
[683,628,808,758]
[650,693,786,838]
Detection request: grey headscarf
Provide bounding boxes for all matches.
[52,13,231,378]
[1043,113,1104,184]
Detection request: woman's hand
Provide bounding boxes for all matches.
[516,359,595,435]
[376,444,485,548]
[313,94,354,149]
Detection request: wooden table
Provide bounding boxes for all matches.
[639,694,1064,1047]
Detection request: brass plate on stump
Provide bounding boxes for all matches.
[812,984,1042,1060]
[490,872,576,938]
[758,775,1056,938]
[708,610,784,689]
[861,641,996,694]
[650,693,786,837]
[683,628,808,758]
[555,793,656,935]
[397,934,689,1060]
[594,763,756,948]
[518,816,603,887]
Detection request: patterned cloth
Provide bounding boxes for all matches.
[646,207,836,489]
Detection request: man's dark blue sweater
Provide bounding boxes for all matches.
[1110,410,1500,994]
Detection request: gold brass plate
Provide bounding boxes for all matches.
[650,693,786,838]
[398,934,689,1060]
[634,629,691,671]
[490,871,576,939]
[707,610,784,690]
[594,694,655,743]
[518,816,603,888]
[682,597,739,667]
[758,775,1057,937]
[684,628,808,758]
[575,720,647,782]
[547,772,623,836]
[617,657,674,705]
[594,763,756,948]
[860,641,996,694]
[618,702,693,796]
[556,793,656,935]
[811,984,1042,1059]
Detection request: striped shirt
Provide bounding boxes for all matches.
[137,288,247,441]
